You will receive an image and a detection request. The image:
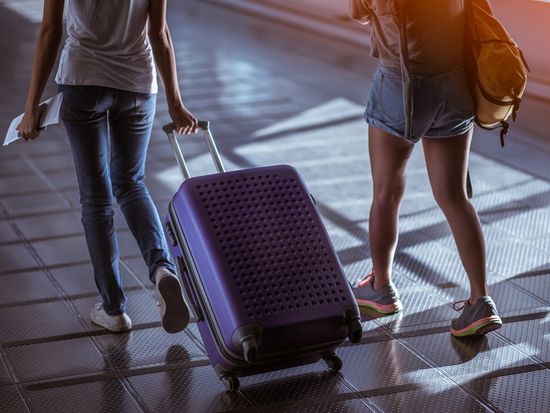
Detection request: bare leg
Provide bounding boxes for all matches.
[422,130,489,302]
[368,126,414,290]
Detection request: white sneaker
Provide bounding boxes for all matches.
[154,267,190,333]
[90,303,132,333]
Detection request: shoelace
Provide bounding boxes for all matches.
[452,299,469,312]
[358,271,375,288]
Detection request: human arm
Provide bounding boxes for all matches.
[349,0,372,25]
[148,0,198,135]
[17,0,64,140]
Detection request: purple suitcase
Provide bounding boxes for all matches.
[162,121,362,392]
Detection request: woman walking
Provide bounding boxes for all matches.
[350,0,502,337]
[17,0,195,333]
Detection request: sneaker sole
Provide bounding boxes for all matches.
[157,276,189,334]
[451,315,503,337]
[356,299,403,315]
[90,312,131,333]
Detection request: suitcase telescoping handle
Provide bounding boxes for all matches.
[163,120,226,180]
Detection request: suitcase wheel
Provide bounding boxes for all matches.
[242,336,258,364]
[323,354,343,373]
[221,375,240,393]
[348,319,363,344]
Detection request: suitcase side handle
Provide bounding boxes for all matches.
[163,120,226,180]
[176,256,204,322]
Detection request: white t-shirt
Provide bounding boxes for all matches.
[55,0,158,94]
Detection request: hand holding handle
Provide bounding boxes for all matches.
[163,120,225,180]
[162,120,210,135]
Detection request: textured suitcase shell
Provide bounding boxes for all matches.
[165,164,361,384]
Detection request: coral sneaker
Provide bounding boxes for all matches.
[354,272,403,314]
[451,296,503,337]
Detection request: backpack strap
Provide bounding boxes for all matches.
[475,118,509,147]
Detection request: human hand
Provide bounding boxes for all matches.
[16,105,44,140]
[169,103,198,135]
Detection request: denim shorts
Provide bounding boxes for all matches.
[365,66,475,143]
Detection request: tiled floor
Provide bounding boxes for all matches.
[1,1,549,412]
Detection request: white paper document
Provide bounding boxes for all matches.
[3,92,63,146]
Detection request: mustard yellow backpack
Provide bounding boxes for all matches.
[464,0,530,146]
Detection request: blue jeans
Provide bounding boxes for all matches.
[60,85,175,315]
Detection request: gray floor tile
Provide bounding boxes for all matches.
[311,181,370,205]
[403,331,536,383]
[486,240,550,280]
[15,138,68,156]
[121,257,151,286]
[0,356,13,385]
[0,192,71,216]
[467,369,550,413]
[49,262,142,297]
[129,366,253,412]
[511,272,550,305]
[0,174,49,197]
[7,337,108,382]
[0,220,19,243]
[527,235,550,256]
[0,156,29,176]
[340,256,371,284]
[237,363,351,407]
[0,244,38,273]
[25,232,137,267]
[394,242,467,288]
[360,315,393,338]
[185,322,205,348]
[14,212,82,240]
[42,170,78,191]
[497,316,550,363]
[265,399,374,413]
[296,159,370,185]
[336,341,444,393]
[0,301,84,344]
[59,189,81,208]
[117,230,142,258]
[30,235,90,267]
[0,385,28,413]
[491,207,550,240]
[369,381,491,413]
[97,327,205,370]
[112,208,131,231]
[31,154,75,173]
[472,181,543,215]
[0,271,59,305]
[27,379,143,413]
